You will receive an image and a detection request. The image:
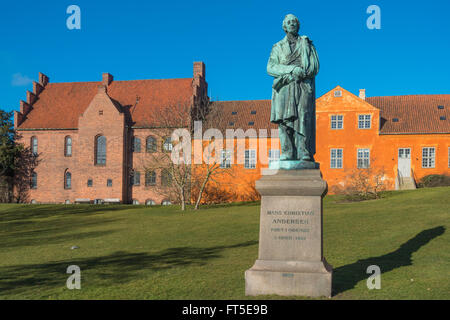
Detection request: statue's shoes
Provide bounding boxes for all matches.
[280,154,294,161]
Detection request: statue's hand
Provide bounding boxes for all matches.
[292,66,305,79]
[286,74,295,83]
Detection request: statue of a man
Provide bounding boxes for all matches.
[267,14,320,169]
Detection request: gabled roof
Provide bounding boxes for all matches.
[17,78,194,129]
[367,94,450,134]
[316,86,379,112]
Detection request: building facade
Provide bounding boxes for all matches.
[14,63,450,204]
[14,62,208,204]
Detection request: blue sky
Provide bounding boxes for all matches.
[1,0,449,113]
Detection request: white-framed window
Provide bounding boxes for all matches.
[220,150,232,168]
[268,149,280,166]
[422,147,435,168]
[357,149,370,168]
[162,200,172,206]
[245,149,256,169]
[163,137,173,152]
[331,115,343,129]
[358,114,371,129]
[330,149,343,169]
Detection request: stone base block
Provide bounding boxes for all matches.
[245,259,332,297]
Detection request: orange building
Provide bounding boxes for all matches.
[204,86,450,199]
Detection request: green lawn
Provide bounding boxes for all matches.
[0,187,449,299]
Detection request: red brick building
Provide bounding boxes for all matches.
[14,62,208,204]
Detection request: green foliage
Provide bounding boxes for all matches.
[418,174,450,188]
[0,187,449,299]
[0,110,22,177]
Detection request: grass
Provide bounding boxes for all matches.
[0,187,449,299]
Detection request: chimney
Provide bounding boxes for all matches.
[359,89,366,100]
[102,73,113,86]
[193,62,205,79]
[98,84,107,93]
[38,72,49,87]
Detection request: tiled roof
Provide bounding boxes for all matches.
[18,78,194,129]
[366,95,450,134]
[205,100,276,137]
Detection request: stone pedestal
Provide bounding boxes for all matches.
[245,169,332,297]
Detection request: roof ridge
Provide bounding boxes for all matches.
[47,78,193,85]
[368,94,450,98]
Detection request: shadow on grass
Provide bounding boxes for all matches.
[332,226,445,296]
[0,205,123,248]
[0,240,257,297]
[0,204,127,223]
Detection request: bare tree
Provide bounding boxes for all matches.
[136,102,192,210]
[332,157,387,200]
[135,100,235,210]
[190,103,236,209]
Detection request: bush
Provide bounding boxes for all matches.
[419,174,450,188]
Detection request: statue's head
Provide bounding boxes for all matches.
[282,14,300,35]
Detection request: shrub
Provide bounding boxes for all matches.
[419,174,450,188]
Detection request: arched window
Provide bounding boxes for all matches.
[162,199,172,205]
[95,135,106,165]
[161,169,172,187]
[145,199,155,205]
[145,171,156,186]
[132,199,140,205]
[146,136,156,153]
[163,137,173,152]
[65,136,72,157]
[31,136,38,155]
[65,170,72,189]
[132,137,141,153]
[30,172,37,189]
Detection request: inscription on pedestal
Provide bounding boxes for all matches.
[268,210,314,241]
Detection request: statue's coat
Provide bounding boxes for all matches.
[267,35,320,156]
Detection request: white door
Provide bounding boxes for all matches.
[398,148,411,178]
